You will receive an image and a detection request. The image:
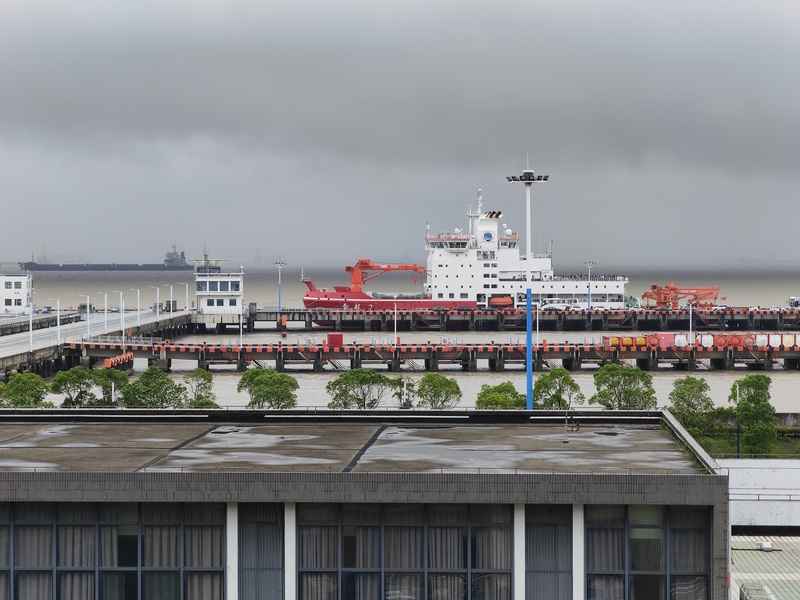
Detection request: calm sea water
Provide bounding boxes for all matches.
[22,268,800,412]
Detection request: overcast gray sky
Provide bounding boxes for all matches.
[0,0,797,270]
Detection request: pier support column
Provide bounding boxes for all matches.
[785,358,800,370]
[275,353,286,372]
[313,351,324,373]
[284,503,297,600]
[350,353,362,370]
[425,353,439,371]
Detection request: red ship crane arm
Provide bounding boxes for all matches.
[641,282,721,310]
[345,258,426,293]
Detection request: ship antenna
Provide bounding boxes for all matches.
[477,188,483,214]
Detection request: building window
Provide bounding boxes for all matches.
[0,502,226,600]
[438,294,444,299]
[239,504,283,600]
[586,506,709,600]
[460,293,469,299]
[208,281,219,292]
[14,299,22,306]
[219,281,230,292]
[231,282,240,292]
[14,282,22,289]
[196,281,208,292]
[229,299,237,307]
[216,299,224,307]
[526,505,572,600]
[207,299,215,307]
[448,293,455,299]
[298,504,512,600]
[4,299,10,306]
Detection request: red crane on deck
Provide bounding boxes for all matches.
[345,258,426,293]
[641,282,721,310]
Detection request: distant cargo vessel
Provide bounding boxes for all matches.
[19,246,193,272]
[304,174,629,311]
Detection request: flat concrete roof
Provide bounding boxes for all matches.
[0,416,705,474]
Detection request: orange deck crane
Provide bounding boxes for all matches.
[345,258,426,293]
[641,282,721,310]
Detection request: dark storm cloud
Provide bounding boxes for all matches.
[0,0,798,270]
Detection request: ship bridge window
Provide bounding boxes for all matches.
[460,293,469,299]
[208,281,219,292]
[216,299,224,307]
[219,281,230,292]
[229,299,237,306]
[231,281,240,291]
[4,299,11,306]
[196,281,208,292]
[3,282,10,289]
[449,293,455,298]
[206,299,214,307]
[438,293,443,298]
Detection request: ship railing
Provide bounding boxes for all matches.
[79,335,164,345]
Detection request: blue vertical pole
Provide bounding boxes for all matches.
[526,287,534,409]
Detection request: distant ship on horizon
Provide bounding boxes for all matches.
[19,245,194,272]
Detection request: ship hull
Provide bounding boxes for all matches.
[19,263,194,272]
[303,292,476,311]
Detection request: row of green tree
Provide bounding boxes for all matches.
[0,367,218,409]
[0,364,777,454]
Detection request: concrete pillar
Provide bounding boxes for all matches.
[573,504,585,600]
[285,502,297,600]
[513,503,525,600]
[226,502,238,600]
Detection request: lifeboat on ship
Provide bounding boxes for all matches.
[302,258,477,311]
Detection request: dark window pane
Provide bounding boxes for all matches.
[58,526,96,568]
[142,572,179,600]
[585,506,624,528]
[0,527,8,568]
[586,528,623,572]
[671,530,707,573]
[587,575,623,600]
[384,504,425,525]
[0,574,7,600]
[15,573,51,600]
[470,505,512,526]
[342,526,379,569]
[240,523,282,570]
[143,526,179,568]
[526,573,571,600]
[15,526,52,568]
[101,572,137,600]
[342,573,379,600]
[472,574,511,600]
[0,504,9,522]
[98,504,137,525]
[184,526,224,568]
[57,504,97,524]
[385,574,423,600]
[240,503,281,524]
[429,505,468,526]
[58,572,94,600]
[472,527,512,570]
[299,526,337,570]
[184,504,225,525]
[527,524,571,572]
[240,569,283,600]
[429,575,466,600]
[300,574,336,600]
[671,575,707,600]
[385,527,424,569]
[669,508,707,529]
[142,504,181,524]
[429,528,466,570]
[298,504,339,525]
[342,505,380,525]
[630,528,663,572]
[14,503,54,524]
[100,526,138,568]
[185,573,223,600]
[525,505,571,526]
[629,506,663,527]
[630,575,665,600]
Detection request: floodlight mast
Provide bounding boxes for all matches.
[506,168,550,410]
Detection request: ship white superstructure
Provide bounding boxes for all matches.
[424,191,628,309]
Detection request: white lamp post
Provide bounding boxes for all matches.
[585,260,597,310]
[129,288,141,326]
